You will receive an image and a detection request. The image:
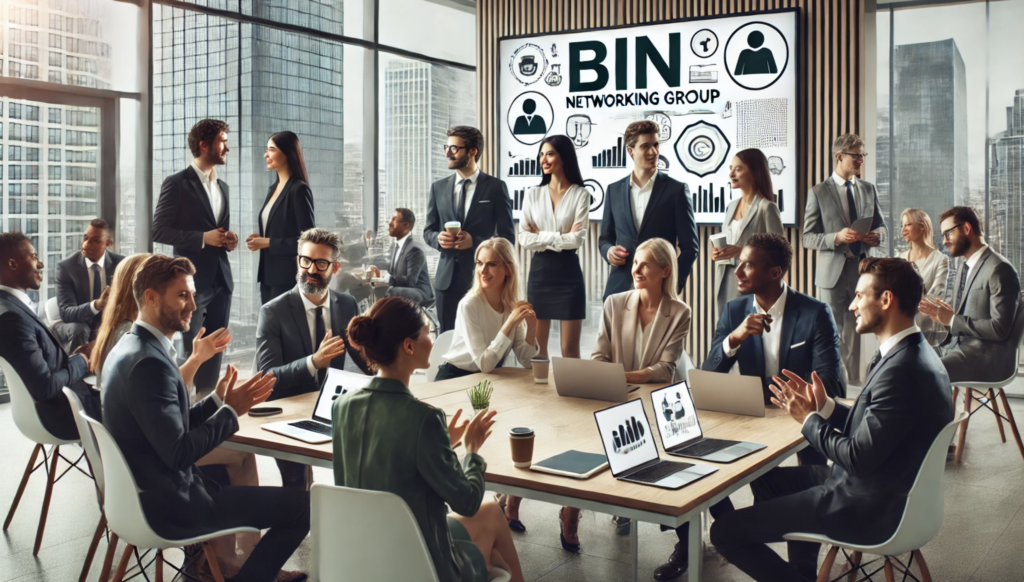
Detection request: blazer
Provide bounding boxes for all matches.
[332,377,488,582]
[0,290,92,439]
[598,172,699,298]
[801,332,953,544]
[802,178,885,289]
[702,288,846,402]
[715,197,784,306]
[55,251,124,325]
[375,236,434,301]
[257,178,316,287]
[423,172,515,292]
[153,167,233,293]
[591,290,691,383]
[940,247,1021,382]
[100,324,237,539]
[255,287,371,400]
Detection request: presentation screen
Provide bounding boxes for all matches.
[498,10,799,225]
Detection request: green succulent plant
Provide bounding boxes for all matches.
[467,379,493,410]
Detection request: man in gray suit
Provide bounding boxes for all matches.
[920,206,1021,383]
[369,208,434,307]
[53,218,124,353]
[802,134,886,383]
[256,227,371,488]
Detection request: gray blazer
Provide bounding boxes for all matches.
[940,247,1022,382]
[802,178,886,289]
[376,236,434,301]
[715,197,784,314]
[55,251,124,324]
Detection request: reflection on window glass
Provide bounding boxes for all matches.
[379,0,476,65]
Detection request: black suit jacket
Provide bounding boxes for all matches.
[598,172,698,297]
[101,324,237,539]
[800,332,953,544]
[55,251,124,325]
[152,167,233,293]
[422,172,515,292]
[256,287,371,400]
[376,236,434,301]
[0,290,92,439]
[257,178,316,287]
[702,288,846,401]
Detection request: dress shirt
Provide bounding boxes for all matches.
[963,245,989,282]
[517,184,590,252]
[85,252,106,314]
[634,319,646,366]
[830,172,886,246]
[454,168,481,221]
[381,233,410,284]
[443,292,539,373]
[723,286,788,380]
[0,285,33,310]
[629,170,658,231]
[299,287,332,377]
[192,160,225,228]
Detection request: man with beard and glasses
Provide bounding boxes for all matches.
[256,228,371,489]
[0,232,101,439]
[153,119,239,397]
[423,125,515,333]
[919,206,1021,383]
[102,254,310,582]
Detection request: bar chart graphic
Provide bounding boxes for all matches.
[611,415,647,454]
[508,158,542,177]
[694,182,729,214]
[512,188,527,212]
[592,137,628,168]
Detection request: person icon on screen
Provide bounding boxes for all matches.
[513,98,548,135]
[734,30,778,75]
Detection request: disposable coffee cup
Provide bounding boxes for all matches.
[444,221,462,236]
[510,427,535,468]
[531,357,550,384]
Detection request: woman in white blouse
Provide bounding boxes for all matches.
[519,135,589,360]
[897,208,949,346]
[434,237,539,381]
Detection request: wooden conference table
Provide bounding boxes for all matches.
[224,368,807,582]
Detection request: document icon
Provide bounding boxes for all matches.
[690,64,719,84]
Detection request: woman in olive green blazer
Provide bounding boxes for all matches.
[332,296,525,582]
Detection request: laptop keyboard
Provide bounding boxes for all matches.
[627,460,693,483]
[288,420,332,436]
[679,438,739,457]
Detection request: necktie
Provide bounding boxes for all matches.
[315,306,327,387]
[867,351,882,376]
[955,264,969,315]
[844,181,862,257]
[456,178,469,223]
[91,263,102,301]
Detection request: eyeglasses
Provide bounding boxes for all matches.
[941,223,964,241]
[841,152,869,161]
[299,255,334,272]
[441,145,468,155]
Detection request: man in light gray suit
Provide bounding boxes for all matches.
[369,208,434,307]
[256,228,371,488]
[802,134,886,383]
[920,206,1021,383]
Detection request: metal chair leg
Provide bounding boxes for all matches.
[33,445,60,555]
[4,443,42,531]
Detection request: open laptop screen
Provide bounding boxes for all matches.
[650,383,703,450]
[594,399,659,477]
[312,368,375,423]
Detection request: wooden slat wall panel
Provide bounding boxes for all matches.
[480,0,863,367]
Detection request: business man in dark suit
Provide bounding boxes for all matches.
[52,218,124,353]
[919,206,1021,383]
[153,119,238,395]
[370,208,434,307]
[423,125,515,332]
[599,120,698,299]
[256,228,371,488]
[102,254,309,582]
[0,233,100,439]
[709,258,953,582]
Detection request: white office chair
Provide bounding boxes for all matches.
[426,330,455,382]
[85,417,259,582]
[311,484,511,582]
[0,356,90,556]
[674,350,695,384]
[952,300,1024,465]
[43,297,62,329]
[784,414,967,582]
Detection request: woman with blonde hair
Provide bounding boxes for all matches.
[434,237,539,381]
[897,208,948,346]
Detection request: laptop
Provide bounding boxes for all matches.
[553,357,639,402]
[593,399,716,489]
[687,369,766,417]
[261,368,374,444]
[651,383,766,463]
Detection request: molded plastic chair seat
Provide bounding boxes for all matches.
[426,330,455,382]
[43,297,62,328]
[63,388,109,582]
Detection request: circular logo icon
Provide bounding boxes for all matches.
[509,43,548,86]
[690,29,719,59]
[508,91,553,146]
[724,21,789,91]
[644,112,672,143]
[584,179,605,214]
[674,121,730,178]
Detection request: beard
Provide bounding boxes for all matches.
[854,307,881,335]
[448,154,469,170]
[298,270,331,295]
[157,301,191,333]
[947,235,970,257]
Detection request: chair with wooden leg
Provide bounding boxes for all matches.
[784,414,966,582]
[951,300,1024,465]
[0,357,93,556]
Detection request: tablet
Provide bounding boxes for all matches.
[529,450,609,479]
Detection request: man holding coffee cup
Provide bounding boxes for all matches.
[424,125,516,333]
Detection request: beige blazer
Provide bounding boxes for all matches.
[715,196,784,316]
[591,290,691,382]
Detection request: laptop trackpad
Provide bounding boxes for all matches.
[656,464,718,489]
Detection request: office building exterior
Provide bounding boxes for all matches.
[989,89,1024,288]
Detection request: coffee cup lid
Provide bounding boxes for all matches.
[510,427,534,437]
[530,357,549,362]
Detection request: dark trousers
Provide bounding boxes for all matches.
[434,362,474,382]
[436,283,468,334]
[275,459,311,489]
[386,285,429,306]
[709,465,831,582]
[45,380,102,441]
[181,285,232,395]
[52,321,95,355]
[260,283,293,306]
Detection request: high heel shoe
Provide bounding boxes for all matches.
[496,494,526,532]
[558,508,581,553]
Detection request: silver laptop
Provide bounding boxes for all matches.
[261,369,373,444]
[651,383,766,463]
[553,357,639,402]
[687,369,766,417]
[593,399,716,489]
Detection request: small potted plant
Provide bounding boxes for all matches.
[467,379,494,413]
